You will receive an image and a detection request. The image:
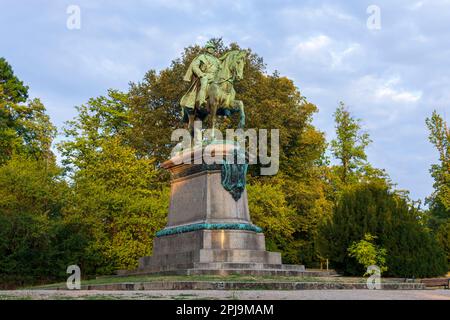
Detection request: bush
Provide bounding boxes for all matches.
[347,233,387,276]
[320,183,448,278]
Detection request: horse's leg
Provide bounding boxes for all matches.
[185,107,199,146]
[234,100,245,129]
[210,101,218,140]
[187,114,194,137]
[207,85,219,141]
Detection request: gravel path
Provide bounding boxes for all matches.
[1,290,449,300]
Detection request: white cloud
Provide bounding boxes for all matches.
[376,86,422,103]
[330,43,361,69]
[279,4,356,23]
[287,35,362,71]
[342,75,424,132]
[375,77,422,103]
[354,75,422,104]
[294,35,331,53]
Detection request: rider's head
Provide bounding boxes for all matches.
[204,41,217,55]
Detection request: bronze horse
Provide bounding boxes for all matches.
[183,50,247,140]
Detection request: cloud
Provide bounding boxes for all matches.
[352,75,423,105]
[376,86,422,103]
[330,43,361,70]
[278,4,356,24]
[294,35,331,53]
[374,77,423,103]
[286,34,362,72]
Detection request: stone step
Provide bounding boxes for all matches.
[198,249,281,264]
[117,267,338,277]
[81,281,426,291]
[193,262,305,271]
[186,268,336,277]
[139,249,283,270]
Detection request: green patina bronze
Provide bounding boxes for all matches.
[221,146,248,201]
[180,41,248,139]
[179,41,250,202]
[156,223,263,238]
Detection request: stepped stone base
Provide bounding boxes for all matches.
[118,229,307,277]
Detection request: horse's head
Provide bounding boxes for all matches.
[232,50,247,80]
[220,50,248,81]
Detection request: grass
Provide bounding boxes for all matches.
[23,273,414,290]
[0,294,34,300]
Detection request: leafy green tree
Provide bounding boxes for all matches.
[0,86,22,163]
[0,155,95,288]
[329,102,390,193]
[59,92,168,273]
[16,98,56,161]
[425,111,450,224]
[59,89,130,172]
[0,58,55,163]
[0,154,66,218]
[321,183,447,277]
[347,233,388,276]
[0,57,29,103]
[247,180,296,261]
[426,111,450,269]
[330,102,371,185]
[436,221,450,269]
[62,136,169,273]
[0,59,97,287]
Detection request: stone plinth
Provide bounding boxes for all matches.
[165,164,250,227]
[120,142,304,276]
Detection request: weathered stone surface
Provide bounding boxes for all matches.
[146,230,268,258]
[135,229,284,274]
[166,169,250,227]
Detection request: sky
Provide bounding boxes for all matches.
[1,0,449,202]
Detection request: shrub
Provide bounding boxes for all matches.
[321,183,448,277]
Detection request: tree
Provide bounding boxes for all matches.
[0,58,55,164]
[58,89,130,173]
[247,180,296,261]
[62,136,169,273]
[0,155,95,288]
[330,102,383,188]
[347,233,388,276]
[0,57,29,104]
[0,59,94,288]
[426,111,450,269]
[320,183,447,277]
[436,221,450,269]
[425,111,450,224]
[59,91,168,273]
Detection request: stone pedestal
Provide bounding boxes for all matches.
[121,143,305,276]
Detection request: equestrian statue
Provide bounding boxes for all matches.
[180,40,247,140]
